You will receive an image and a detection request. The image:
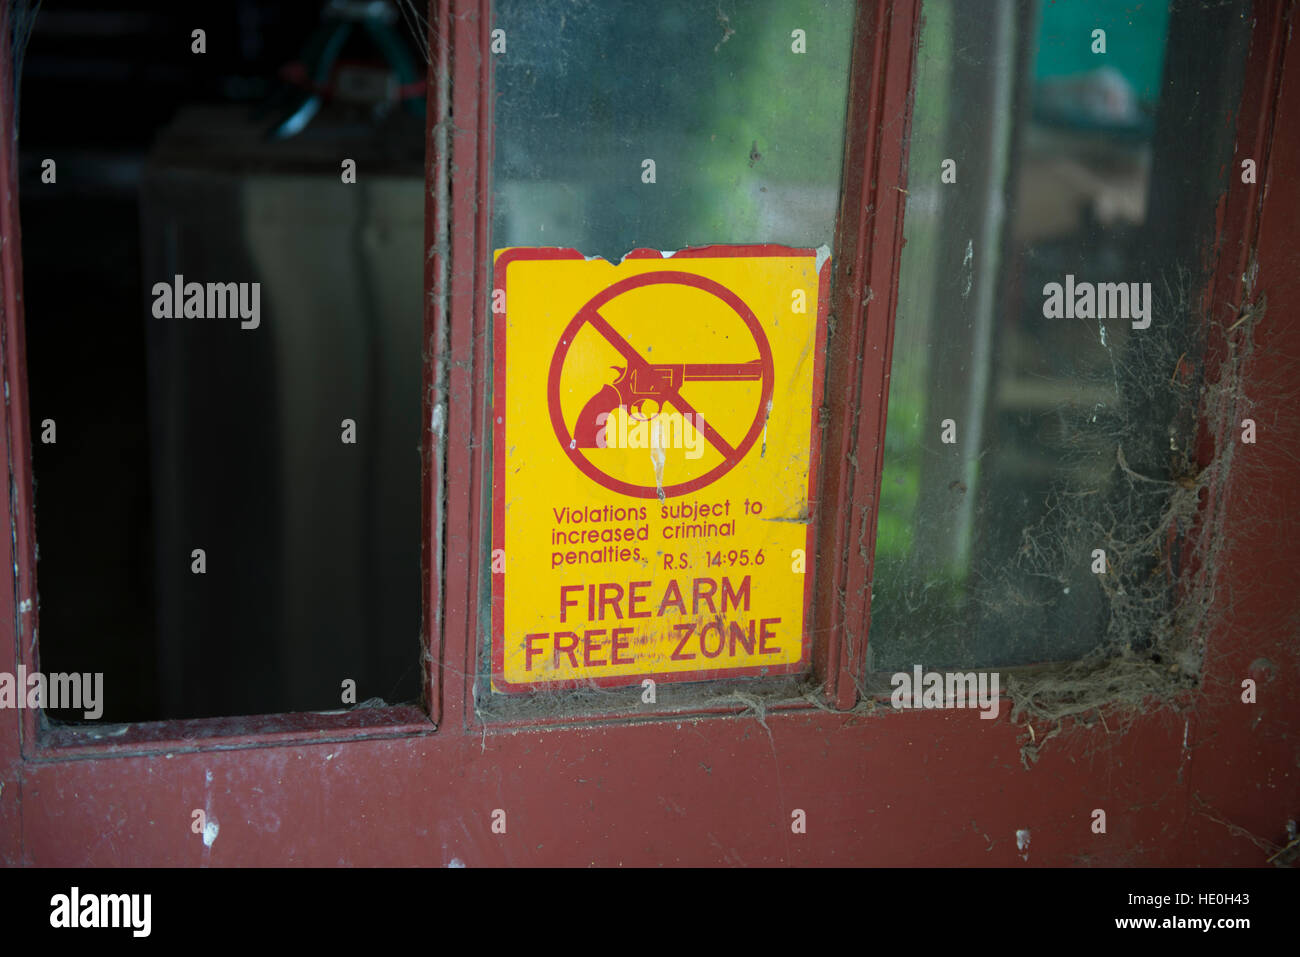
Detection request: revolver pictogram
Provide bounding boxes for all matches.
[574,359,763,447]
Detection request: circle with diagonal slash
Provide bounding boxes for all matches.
[547,271,775,498]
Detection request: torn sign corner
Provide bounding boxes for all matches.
[815,244,831,274]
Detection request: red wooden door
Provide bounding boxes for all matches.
[1,0,1297,875]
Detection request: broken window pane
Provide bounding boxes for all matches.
[868,0,1252,671]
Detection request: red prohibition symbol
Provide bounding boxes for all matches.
[547,271,775,499]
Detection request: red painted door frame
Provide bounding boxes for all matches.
[1,0,1297,866]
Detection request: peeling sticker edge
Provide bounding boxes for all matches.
[564,245,828,268]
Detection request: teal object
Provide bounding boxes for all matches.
[1033,0,1170,103]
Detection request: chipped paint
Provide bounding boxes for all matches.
[1016,828,1031,861]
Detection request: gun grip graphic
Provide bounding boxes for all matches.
[575,383,622,447]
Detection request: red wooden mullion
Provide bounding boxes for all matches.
[814,0,922,709]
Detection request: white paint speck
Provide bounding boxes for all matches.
[431,403,445,435]
[203,819,220,847]
[961,240,973,298]
[18,599,30,613]
[761,399,773,456]
[1016,828,1031,860]
[448,857,466,868]
[205,770,213,784]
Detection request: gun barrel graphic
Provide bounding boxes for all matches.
[574,359,762,447]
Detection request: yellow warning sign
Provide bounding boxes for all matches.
[491,245,828,691]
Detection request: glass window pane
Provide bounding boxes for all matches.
[483,0,855,712]
[18,3,428,721]
[869,0,1252,671]
[491,0,855,258]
